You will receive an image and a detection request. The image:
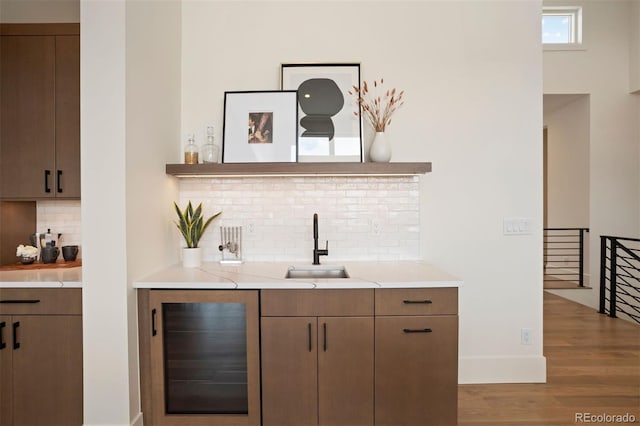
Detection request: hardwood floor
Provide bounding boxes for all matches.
[458,292,640,426]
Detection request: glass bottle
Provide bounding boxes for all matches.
[184,134,199,164]
[201,126,219,163]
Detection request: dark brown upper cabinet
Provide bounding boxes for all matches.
[0,24,80,200]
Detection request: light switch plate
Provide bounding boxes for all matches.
[503,217,532,235]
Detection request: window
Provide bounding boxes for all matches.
[542,6,582,45]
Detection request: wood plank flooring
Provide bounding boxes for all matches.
[458,292,640,426]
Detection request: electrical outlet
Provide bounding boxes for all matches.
[521,328,532,345]
[247,223,255,235]
[372,220,381,236]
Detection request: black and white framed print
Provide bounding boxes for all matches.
[281,63,363,162]
[222,91,298,163]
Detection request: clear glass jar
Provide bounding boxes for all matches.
[184,134,199,164]
[201,126,219,163]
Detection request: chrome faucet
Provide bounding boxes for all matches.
[313,213,328,265]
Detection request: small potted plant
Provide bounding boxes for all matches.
[174,201,221,268]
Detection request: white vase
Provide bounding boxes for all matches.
[182,247,202,268]
[369,131,391,162]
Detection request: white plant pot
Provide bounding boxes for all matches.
[182,247,202,268]
[369,131,392,162]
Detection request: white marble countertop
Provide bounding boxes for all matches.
[0,267,82,288]
[134,261,462,289]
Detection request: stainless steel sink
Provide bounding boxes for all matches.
[285,265,350,279]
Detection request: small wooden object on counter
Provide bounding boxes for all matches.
[0,288,82,426]
[0,259,81,271]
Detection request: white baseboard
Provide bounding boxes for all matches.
[459,355,547,384]
[131,412,143,426]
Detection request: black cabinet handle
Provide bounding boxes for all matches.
[323,323,327,352]
[308,323,312,352]
[0,299,41,304]
[403,300,433,304]
[0,321,6,350]
[44,170,51,193]
[151,308,157,337]
[403,328,433,333]
[57,170,63,193]
[13,322,20,349]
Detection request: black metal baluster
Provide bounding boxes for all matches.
[609,239,618,318]
[599,236,608,314]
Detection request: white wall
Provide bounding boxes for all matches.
[543,95,590,227]
[125,1,182,425]
[182,1,545,384]
[630,0,639,93]
[0,0,79,22]
[81,1,130,424]
[544,0,640,308]
[82,0,181,425]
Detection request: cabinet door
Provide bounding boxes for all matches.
[0,316,12,426]
[375,316,458,426]
[261,317,318,426]
[318,317,374,426]
[148,290,260,426]
[0,35,56,199]
[12,315,83,426]
[54,35,80,198]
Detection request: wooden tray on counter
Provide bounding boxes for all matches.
[0,259,82,271]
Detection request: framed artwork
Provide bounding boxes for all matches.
[222,91,298,163]
[281,63,363,162]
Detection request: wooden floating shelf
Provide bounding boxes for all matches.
[166,162,431,177]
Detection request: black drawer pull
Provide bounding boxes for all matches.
[0,299,41,304]
[323,323,327,352]
[403,300,433,304]
[403,328,432,333]
[13,321,20,349]
[57,170,63,193]
[151,308,157,336]
[45,170,52,193]
[308,323,312,352]
[0,321,6,350]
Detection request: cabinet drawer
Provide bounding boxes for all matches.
[375,288,457,315]
[0,288,81,315]
[261,289,374,317]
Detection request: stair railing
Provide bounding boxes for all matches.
[599,236,640,324]
[543,227,589,287]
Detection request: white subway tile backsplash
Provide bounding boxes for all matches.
[178,176,421,262]
[36,200,82,253]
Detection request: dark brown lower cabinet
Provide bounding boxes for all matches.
[0,288,83,426]
[261,316,374,426]
[138,290,261,426]
[260,289,375,426]
[375,316,458,426]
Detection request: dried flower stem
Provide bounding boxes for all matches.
[349,78,404,132]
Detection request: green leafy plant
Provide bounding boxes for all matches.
[174,201,221,248]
